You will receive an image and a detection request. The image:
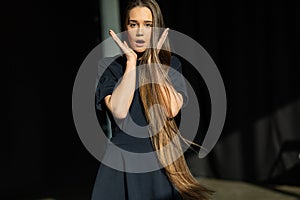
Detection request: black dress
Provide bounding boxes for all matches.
[91,55,188,200]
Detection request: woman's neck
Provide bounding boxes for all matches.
[135,51,145,60]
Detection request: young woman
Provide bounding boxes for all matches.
[92,0,213,199]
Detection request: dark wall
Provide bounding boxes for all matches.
[153,0,300,131]
[3,0,100,199]
[153,0,300,183]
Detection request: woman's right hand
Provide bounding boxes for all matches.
[109,30,137,65]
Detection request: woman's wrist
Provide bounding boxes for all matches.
[126,60,137,69]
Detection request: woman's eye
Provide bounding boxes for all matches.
[145,24,152,27]
[129,23,136,28]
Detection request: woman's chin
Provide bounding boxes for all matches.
[133,47,146,53]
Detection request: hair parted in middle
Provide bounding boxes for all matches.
[123,1,214,199]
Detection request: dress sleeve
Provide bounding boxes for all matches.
[95,60,119,111]
[168,56,188,108]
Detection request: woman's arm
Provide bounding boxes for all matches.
[163,55,187,118]
[104,61,136,119]
[160,83,183,118]
[104,30,137,119]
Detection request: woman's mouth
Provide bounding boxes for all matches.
[135,40,145,47]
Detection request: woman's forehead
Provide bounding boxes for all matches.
[128,6,153,22]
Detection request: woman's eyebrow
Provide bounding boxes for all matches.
[129,20,153,23]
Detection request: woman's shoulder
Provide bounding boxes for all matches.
[101,55,126,69]
[99,55,126,78]
[170,54,182,71]
[170,54,180,62]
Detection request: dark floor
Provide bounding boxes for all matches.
[19,178,300,200]
[200,178,300,200]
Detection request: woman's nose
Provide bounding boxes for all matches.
[136,27,144,36]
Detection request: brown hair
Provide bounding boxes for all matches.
[124,0,213,199]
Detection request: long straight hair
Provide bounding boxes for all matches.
[124,1,213,199]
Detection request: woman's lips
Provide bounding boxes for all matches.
[135,40,145,47]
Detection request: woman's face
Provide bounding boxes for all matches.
[126,6,153,53]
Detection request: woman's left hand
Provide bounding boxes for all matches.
[157,28,169,51]
[148,28,169,63]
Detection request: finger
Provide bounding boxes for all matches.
[109,30,127,51]
[161,28,169,38]
[109,30,124,47]
[123,41,133,54]
[123,41,129,48]
[157,28,169,50]
[159,28,169,44]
